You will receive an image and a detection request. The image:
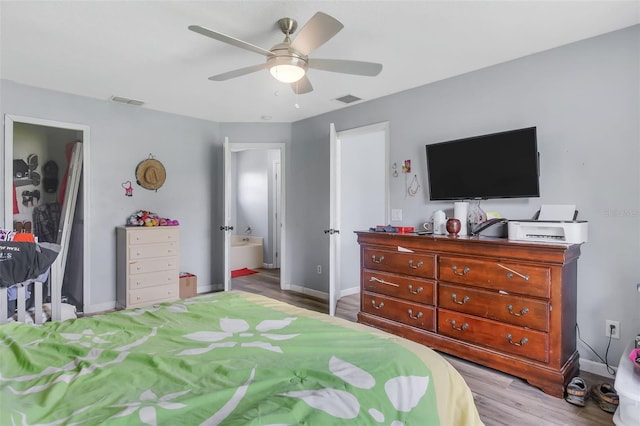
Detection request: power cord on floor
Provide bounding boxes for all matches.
[575,323,616,376]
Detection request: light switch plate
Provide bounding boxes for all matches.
[391,209,402,221]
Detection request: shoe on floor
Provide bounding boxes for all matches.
[591,382,619,413]
[565,376,589,407]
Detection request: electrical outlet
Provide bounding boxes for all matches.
[605,320,620,339]
[391,209,403,221]
[316,265,322,275]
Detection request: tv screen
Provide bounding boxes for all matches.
[425,127,540,201]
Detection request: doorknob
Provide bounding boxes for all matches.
[323,229,340,235]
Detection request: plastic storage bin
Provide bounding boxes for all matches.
[613,340,640,425]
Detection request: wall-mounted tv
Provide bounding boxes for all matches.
[425,126,540,201]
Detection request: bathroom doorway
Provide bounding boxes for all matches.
[223,142,286,292]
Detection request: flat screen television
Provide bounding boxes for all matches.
[425,126,540,200]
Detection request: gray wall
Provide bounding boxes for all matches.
[1,82,222,310]
[291,25,639,364]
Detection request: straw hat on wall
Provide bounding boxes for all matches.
[135,157,166,191]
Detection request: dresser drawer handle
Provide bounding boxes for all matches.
[369,276,399,287]
[506,304,529,317]
[408,260,423,269]
[371,300,384,310]
[407,284,423,295]
[451,293,470,304]
[407,309,423,320]
[451,265,470,276]
[449,320,468,331]
[498,264,530,281]
[506,333,529,347]
[371,255,385,264]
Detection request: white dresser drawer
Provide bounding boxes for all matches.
[128,270,178,290]
[129,257,178,275]
[128,228,179,245]
[127,284,178,307]
[117,226,180,310]
[129,242,178,260]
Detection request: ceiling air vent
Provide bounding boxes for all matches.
[333,94,362,104]
[110,96,145,106]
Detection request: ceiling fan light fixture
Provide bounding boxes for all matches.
[268,56,307,83]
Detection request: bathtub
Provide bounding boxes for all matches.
[230,236,264,271]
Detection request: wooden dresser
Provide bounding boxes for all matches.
[356,231,581,398]
[116,226,180,309]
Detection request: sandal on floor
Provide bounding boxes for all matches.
[565,376,589,407]
[592,382,619,413]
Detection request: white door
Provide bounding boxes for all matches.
[272,161,281,269]
[328,122,389,316]
[223,137,233,291]
[328,124,339,316]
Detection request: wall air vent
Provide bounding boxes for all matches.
[333,94,362,104]
[110,96,145,106]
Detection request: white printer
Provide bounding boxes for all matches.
[507,204,589,244]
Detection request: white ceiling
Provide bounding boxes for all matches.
[1,1,638,123]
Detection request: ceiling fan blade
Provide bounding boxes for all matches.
[308,58,383,76]
[209,63,268,81]
[290,12,344,56]
[291,76,313,94]
[188,25,272,56]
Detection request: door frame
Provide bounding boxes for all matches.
[3,114,91,312]
[329,121,390,315]
[223,141,287,291]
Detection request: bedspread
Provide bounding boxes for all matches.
[0,291,482,425]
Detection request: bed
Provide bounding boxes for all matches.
[0,291,482,425]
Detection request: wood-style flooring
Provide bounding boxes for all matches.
[232,268,616,426]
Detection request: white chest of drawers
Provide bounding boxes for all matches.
[116,226,180,309]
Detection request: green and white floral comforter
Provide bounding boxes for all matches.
[0,291,481,425]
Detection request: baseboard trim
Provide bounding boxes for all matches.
[579,357,617,378]
[83,301,116,314]
[339,287,360,298]
[288,285,327,301]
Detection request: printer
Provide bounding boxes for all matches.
[508,220,588,244]
[507,204,589,244]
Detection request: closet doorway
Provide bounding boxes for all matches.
[3,115,90,314]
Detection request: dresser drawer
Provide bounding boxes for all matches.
[439,257,550,298]
[128,228,179,245]
[439,283,549,332]
[128,270,178,290]
[438,309,549,363]
[129,257,179,275]
[362,292,436,332]
[129,242,178,260]
[363,247,435,279]
[128,283,178,308]
[363,269,435,305]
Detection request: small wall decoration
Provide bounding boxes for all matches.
[402,160,411,173]
[122,181,133,197]
[135,154,166,191]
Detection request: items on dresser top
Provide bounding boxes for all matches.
[356,231,582,398]
[116,226,179,309]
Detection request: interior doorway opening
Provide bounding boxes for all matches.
[4,115,90,315]
[224,142,286,293]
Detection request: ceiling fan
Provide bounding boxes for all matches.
[188,11,383,94]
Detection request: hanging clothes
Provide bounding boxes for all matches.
[33,203,61,243]
[12,183,19,214]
